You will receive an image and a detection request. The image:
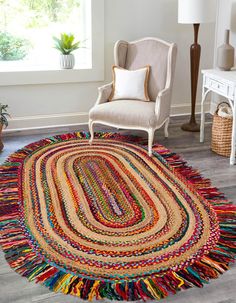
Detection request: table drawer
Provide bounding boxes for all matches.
[207,78,228,95]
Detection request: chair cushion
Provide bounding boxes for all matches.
[89,100,157,128]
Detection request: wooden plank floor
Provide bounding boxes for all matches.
[0,117,236,303]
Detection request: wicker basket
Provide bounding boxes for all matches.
[211,102,233,157]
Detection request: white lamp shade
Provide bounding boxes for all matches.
[178,0,216,24]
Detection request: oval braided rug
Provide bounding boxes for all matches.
[0,132,236,301]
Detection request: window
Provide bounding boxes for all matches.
[0,0,104,85]
[0,0,91,70]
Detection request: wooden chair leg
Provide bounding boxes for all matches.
[164,118,170,138]
[89,120,94,144]
[148,128,154,156]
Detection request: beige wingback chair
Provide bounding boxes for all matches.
[89,37,177,156]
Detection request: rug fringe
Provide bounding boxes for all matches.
[0,132,235,301]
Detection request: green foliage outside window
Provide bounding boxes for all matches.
[0,32,31,61]
[0,0,81,27]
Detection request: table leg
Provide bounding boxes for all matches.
[230,100,236,165]
[200,87,206,143]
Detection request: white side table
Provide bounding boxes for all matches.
[200,69,236,165]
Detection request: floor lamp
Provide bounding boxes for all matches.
[178,0,215,132]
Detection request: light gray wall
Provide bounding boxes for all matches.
[214,0,236,60]
[0,0,216,131]
[211,0,236,112]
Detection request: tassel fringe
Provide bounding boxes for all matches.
[0,132,235,301]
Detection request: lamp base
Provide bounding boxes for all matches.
[181,121,200,132]
[182,24,201,134]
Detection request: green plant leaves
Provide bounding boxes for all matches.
[53,33,81,55]
[0,103,10,127]
[0,31,31,61]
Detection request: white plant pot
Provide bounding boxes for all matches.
[60,54,75,69]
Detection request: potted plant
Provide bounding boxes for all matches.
[53,33,81,69]
[0,103,10,152]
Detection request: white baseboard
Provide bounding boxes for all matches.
[4,112,89,134]
[171,101,210,116]
[3,102,210,135]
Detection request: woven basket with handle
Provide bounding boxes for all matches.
[211,102,233,157]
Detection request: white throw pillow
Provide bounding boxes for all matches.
[109,66,150,102]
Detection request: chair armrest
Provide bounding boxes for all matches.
[95,83,113,105]
[155,88,172,123]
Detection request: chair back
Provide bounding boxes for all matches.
[114,38,177,101]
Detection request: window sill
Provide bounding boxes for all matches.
[0,66,104,86]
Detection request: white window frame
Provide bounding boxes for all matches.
[0,0,104,86]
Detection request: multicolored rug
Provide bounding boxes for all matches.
[0,132,235,301]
